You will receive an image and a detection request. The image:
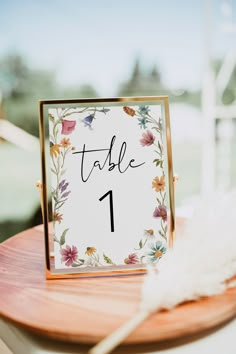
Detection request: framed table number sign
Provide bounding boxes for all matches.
[39,97,175,278]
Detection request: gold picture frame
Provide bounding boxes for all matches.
[39,96,175,279]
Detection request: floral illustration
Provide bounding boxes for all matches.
[140,130,155,147]
[85,247,97,256]
[60,138,71,148]
[82,114,95,128]
[50,143,60,158]
[61,119,76,135]
[153,204,167,221]
[50,106,116,268]
[53,212,63,224]
[60,245,78,266]
[138,105,150,116]
[147,240,167,263]
[50,104,168,268]
[143,229,155,240]
[123,106,135,116]
[124,253,139,264]
[152,175,165,192]
[123,104,168,245]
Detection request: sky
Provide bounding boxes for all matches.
[0,0,235,95]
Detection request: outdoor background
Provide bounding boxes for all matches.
[0,0,236,241]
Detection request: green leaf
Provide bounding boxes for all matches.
[51,168,56,175]
[139,240,143,248]
[152,127,160,133]
[153,159,160,166]
[60,228,69,246]
[103,253,114,264]
[156,197,161,204]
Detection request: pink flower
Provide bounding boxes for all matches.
[153,205,167,222]
[61,120,76,135]
[140,130,155,147]
[60,245,78,266]
[124,253,139,264]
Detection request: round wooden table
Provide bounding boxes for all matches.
[0,222,236,350]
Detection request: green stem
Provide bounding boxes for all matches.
[63,107,90,117]
[134,238,147,250]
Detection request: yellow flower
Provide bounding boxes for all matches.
[152,175,165,192]
[50,144,61,158]
[53,212,63,223]
[60,138,71,148]
[154,250,163,258]
[85,247,96,256]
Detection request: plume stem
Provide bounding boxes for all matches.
[88,309,150,354]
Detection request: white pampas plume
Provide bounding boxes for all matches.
[89,191,236,354]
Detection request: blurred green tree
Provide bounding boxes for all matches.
[117,58,201,106]
[0,53,98,136]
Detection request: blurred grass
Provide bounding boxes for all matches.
[0,142,41,241]
[172,142,201,205]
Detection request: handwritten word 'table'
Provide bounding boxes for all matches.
[73,135,145,182]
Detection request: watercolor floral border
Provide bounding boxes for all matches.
[49,105,167,269]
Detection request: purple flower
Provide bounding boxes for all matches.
[59,179,66,190]
[153,205,167,221]
[61,119,76,135]
[140,130,155,147]
[60,182,69,193]
[83,114,94,128]
[124,253,139,264]
[61,191,71,199]
[60,245,78,266]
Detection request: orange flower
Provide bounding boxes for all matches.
[145,229,154,236]
[154,250,163,258]
[53,212,63,223]
[152,175,165,192]
[85,247,96,256]
[123,106,135,117]
[50,144,60,158]
[60,138,71,148]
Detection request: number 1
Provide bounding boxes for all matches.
[99,190,115,232]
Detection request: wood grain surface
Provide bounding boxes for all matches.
[0,222,236,344]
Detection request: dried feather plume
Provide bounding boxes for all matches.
[89,191,236,354]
